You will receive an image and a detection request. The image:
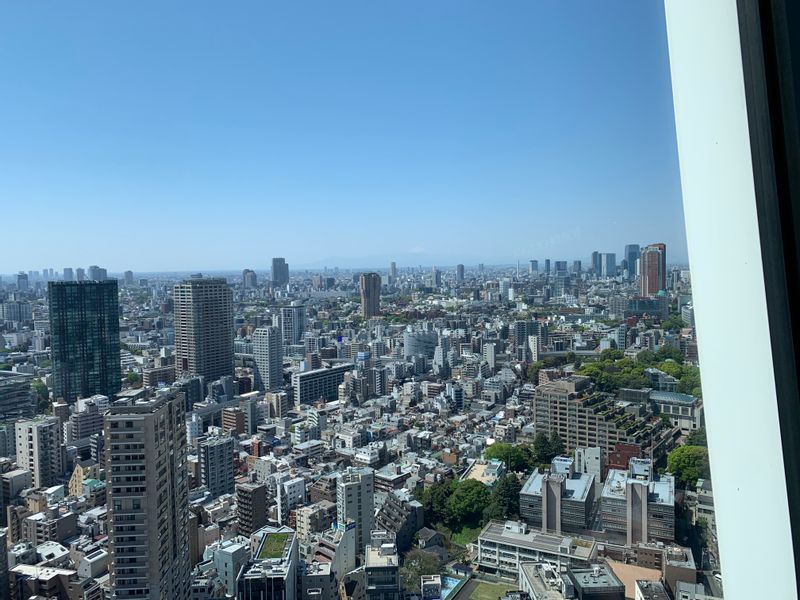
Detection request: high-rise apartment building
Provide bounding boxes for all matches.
[15,417,61,488]
[87,265,107,281]
[49,280,121,403]
[199,435,235,498]
[456,264,465,283]
[389,262,397,279]
[624,244,641,280]
[123,270,134,286]
[75,267,85,282]
[292,364,353,405]
[236,482,268,536]
[640,243,667,296]
[359,272,382,319]
[253,326,283,392]
[271,257,289,288]
[62,267,74,282]
[337,466,375,553]
[173,278,234,381]
[280,302,306,348]
[106,390,190,600]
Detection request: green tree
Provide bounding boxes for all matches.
[548,431,565,459]
[446,479,490,528]
[532,432,551,464]
[685,427,707,447]
[400,549,443,593]
[656,344,684,363]
[658,360,683,379]
[485,443,529,472]
[127,371,141,386]
[484,473,522,522]
[600,348,624,361]
[667,445,711,489]
[421,481,451,526]
[32,379,48,400]
[662,313,685,332]
[527,360,544,382]
[678,365,702,397]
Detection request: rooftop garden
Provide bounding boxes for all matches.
[259,533,289,560]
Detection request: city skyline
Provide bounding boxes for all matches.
[0,1,686,271]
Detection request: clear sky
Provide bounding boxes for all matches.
[0,1,686,272]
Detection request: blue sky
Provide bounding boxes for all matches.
[0,1,685,272]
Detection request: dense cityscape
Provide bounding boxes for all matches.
[0,245,722,600]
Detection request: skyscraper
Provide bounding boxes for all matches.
[544,259,551,274]
[591,251,601,275]
[173,278,234,381]
[242,269,257,288]
[253,326,283,391]
[359,272,381,318]
[87,265,107,281]
[123,270,134,286]
[600,253,617,278]
[49,280,121,403]
[624,244,641,280]
[280,302,306,348]
[62,267,74,282]
[15,416,61,488]
[529,260,537,276]
[456,264,465,283]
[389,261,397,279]
[640,243,667,296]
[76,267,85,282]
[337,466,374,552]
[106,390,190,600]
[271,257,289,288]
[16,272,29,292]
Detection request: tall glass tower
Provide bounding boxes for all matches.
[49,280,121,403]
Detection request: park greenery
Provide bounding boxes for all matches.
[484,434,564,473]
[667,445,711,489]
[576,347,702,397]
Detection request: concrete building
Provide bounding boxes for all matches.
[271,257,289,288]
[173,278,234,382]
[293,364,353,405]
[0,371,36,422]
[359,273,382,319]
[337,466,375,553]
[236,525,297,600]
[280,302,306,348]
[199,436,236,499]
[364,530,400,600]
[649,391,703,434]
[253,326,283,392]
[476,521,597,578]
[105,390,190,600]
[374,489,424,552]
[15,416,61,488]
[601,458,675,544]
[237,482,268,537]
[520,457,595,534]
[49,280,121,403]
[533,377,675,461]
[640,244,667,297]
[300,560,336,600]
[567,564,625,600]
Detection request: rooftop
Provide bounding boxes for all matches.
[479,521,595,561]
[258,532,290,560]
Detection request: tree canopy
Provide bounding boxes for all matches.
[446,479,491,528]
[483,474,522,522]
[685,427,707,447]
[484,443,530,472]
[400,549,443,593]
[667,445,710,489]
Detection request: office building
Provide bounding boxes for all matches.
[389,261,397,279]
[236,525,297,600]
[292,364,352,405]
[199,436,236,498]
[600,253,617,278]
[280,302,306,348]
[123,270,134,286]
[520,457,595,534]
[62,267,74,282]
[237,482,269,537]
[456,264,465,283]
[242,269,258,288]
[15,417,61,488]
[624,244,641,280]
[271,257,289,288]
[601,458,675,544]
[75,267,85,281]
[106,390,190,600]
[173,278,234,381]
[365,530,401,600]
[359,272,382,318]
[337,466,375,552]
[476,521,596,578]
[640,243,667,296]
[253,326,283,392]
[49,280,121,403]
[0,301,33,323]
[0,371,36,422]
